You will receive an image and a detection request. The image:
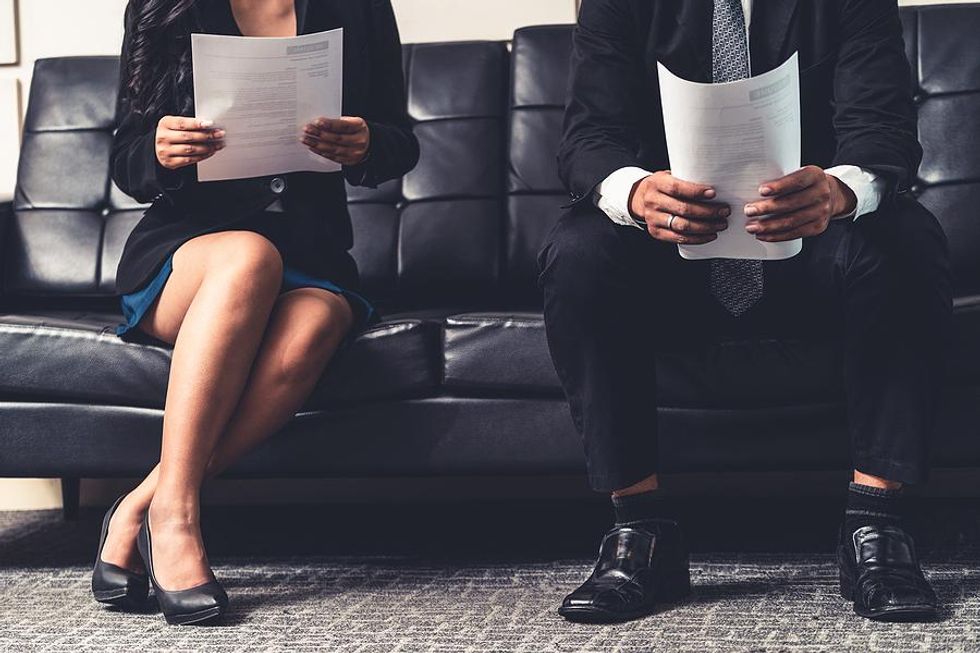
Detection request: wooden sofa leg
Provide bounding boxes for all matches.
[61,478,80,520]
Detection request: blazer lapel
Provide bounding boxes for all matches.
[749,0,800,74]
[295,0,310,34]
[653,0,713,82]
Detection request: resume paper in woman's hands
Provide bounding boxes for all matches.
[657,53,802,261]
[191,29,343,182]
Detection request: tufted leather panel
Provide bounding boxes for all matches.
[442,312,854,406]
[396,42,508,304]
[904,5,980,298]
[342,42,509,306]
[7,57,139,300]
[0,311,442,408]
[504,26,574,302]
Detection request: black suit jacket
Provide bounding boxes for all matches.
[558,0,921,208]
[111,0,418,295]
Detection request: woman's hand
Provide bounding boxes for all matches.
[155,116,225,170]
[302,117,371,166]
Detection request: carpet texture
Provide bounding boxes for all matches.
[1,503,978,652]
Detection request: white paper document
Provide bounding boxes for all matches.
[192,29,344,182]
[657,53,802,260]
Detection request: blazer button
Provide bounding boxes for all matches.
[270,177,287,194]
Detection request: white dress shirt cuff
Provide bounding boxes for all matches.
[825,165,885,221]
[595,166,653,228]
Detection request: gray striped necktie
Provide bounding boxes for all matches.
[708,0,764,317]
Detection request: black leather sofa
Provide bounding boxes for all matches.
[2,5,979,517]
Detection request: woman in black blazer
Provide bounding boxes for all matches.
[92,0,418,625]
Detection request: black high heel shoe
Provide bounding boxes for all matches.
[136,515,228,626]
[92,495,149,609]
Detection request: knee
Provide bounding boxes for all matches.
[862,198,952,293]
[271,290,352,385]
[209,232,284,297]
[537,211,622,293]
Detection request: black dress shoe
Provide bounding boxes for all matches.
[92,495,149,609]
[136,516,229,626]
[838,524,938,622]
[559,520,691,623]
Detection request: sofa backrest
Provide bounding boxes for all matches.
[5,5,980,310]
[900,5,980,301]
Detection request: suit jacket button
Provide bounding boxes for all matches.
[270,177,287,194]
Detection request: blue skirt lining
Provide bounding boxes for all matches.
[116,254,376,338]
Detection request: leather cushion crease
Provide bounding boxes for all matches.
[2,8,980,480]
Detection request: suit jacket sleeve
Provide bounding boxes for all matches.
[557,0,646,205]
[832,0,922,199]
[344,0,420,188]
[110,2,188,205]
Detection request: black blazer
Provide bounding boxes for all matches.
[559,0,921,208]
[111,0,419,295]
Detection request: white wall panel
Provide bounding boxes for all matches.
[0,0,16,64]
[0,77,18,198]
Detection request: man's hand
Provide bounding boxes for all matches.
[744,165,858,242]
[155,116,224,170]
[629,170,730,244]
[302,117,371,166]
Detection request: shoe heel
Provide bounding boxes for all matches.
[92,494,149,610]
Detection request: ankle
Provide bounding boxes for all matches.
[148,493,200,527]
[842,482,904,545]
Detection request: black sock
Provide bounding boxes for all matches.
[842,482,903,544]
[612,490,665,526]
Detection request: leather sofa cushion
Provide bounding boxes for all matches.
[0,311,442,408]
[444,307,980,403]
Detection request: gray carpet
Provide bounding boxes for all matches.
[1,503,979,652]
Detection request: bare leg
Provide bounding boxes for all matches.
[100,231,282,588]
[101,273,353,582]
[611,474,659,498]
[853,470,902,491]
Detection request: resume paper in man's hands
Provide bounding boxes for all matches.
[192,29,343,182]
[657,53,802,260]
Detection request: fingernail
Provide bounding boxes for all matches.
[214,130,225,138]
[719,222,729,230]
[719,207,730,217]
[745,222,760,233]
[703,188,716,199]
[199,119,214,128]
[744,205,759,217]
[759,186,772,196]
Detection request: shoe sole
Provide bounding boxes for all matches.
[854,604,938,622]
[558,605,658,624]
[93,587,146,610]
[164,605,225,626]
[558,579,692,624]
[840,566,938,622]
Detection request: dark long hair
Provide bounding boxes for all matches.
[124,0,198,118]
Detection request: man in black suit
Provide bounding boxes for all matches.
[539,0,953,623]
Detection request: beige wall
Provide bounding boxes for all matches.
[0,0,974,510]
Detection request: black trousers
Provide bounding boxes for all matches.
[537,196,952,492]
